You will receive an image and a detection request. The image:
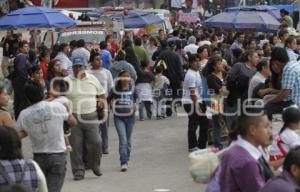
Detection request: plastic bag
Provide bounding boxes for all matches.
[189,148,219,184]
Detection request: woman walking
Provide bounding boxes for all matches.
[109,70,137,172]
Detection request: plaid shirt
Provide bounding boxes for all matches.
[282,61,300,107]
[0,160,39,192]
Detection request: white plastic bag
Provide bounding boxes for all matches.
[189,148,219,184]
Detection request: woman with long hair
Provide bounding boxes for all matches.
[109,70,137,172]
[0,126,47,192]
[0,84,14,128]
[46,59,64,83]
[203,55,227,150]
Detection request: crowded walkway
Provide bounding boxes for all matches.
[1,2,300,191]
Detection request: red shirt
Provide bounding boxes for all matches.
[40,61,48,80]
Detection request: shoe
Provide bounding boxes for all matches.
[140,118,145,121]
[92,169,103,177]
[103,150,109,155]
[188,147,200,152]
[73,174,84,181]
[121,164,128,172]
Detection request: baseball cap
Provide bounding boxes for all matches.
[72,57,86,66]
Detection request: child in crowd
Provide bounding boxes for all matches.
[153,66,170,119]
[47,79,72,151]
[269,107,300,161]
[135,61,155,121]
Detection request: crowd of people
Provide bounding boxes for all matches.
[0,9,300,191]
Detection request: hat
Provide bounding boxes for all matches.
[72,57,86,66]
[188,36,196,44]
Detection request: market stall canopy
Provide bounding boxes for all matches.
[0,7,76,30]
[204,6,280,32]
[225,5,281,20]
[272,4,300,14]
[111,10,163,28]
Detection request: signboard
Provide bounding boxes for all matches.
[60,31,104,37]
[178,13,200,23]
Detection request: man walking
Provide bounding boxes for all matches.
[11,41,30,119]
[17,80,77,192]
[65,56,106,180]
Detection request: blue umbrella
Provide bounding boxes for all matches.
[111,10,163,28]
[226,5,281,20]
[0,7,76,30]
[204,6,280,32]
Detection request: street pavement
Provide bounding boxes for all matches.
[21,108,204,192]
[21,107,284,192]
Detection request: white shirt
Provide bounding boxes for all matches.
[88,68,114,97]
[54,96,72,114]
[182,69,202,104]
[71,47,90,65]
[248,72,267,99]
[55,52,73,75]
[286,48,299,62]
[236,136,262,161]
[16,101,68,153]
[153,74,170,90]
[269,128,300,156]
[184,44,199,54]
[136,83,153,102]
[198,40,211,47]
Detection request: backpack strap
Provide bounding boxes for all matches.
[0,162,14,184]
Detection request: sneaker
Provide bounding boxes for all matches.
[73,173,84,181]
[121,164,128,172]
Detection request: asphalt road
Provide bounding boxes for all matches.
[20,106,284,192]
[22,109,204,192]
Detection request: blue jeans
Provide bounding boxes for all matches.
[212,114,223,150]
[114,115,135,165]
